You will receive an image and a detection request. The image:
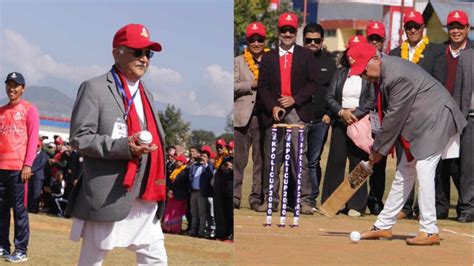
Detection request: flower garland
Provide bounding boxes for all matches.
[214,150,229,170]
[400,36,429,64]
[169,164,186,182]
[243,48,270,80]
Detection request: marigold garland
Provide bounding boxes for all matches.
[243,48,270,80]
[169,164,186,182]
[401,36,429,64]
[214,151,229,170]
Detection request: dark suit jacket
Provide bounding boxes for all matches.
[311,49,337,122]
[31,150,49,181]
[167,167,190,200]
[453,48,474,119]
[390,42,446,84]
[257,45,318,128]
[326,67,375,120]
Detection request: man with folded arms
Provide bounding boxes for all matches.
[347,43,466,245]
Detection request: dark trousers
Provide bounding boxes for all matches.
[234,115,264,207]
[27,178,43,213]
[262,109,311,207]
[190,191,208,236]
[306,121,329,207]
[321,121,368,213]
[458,116,474,216]
[214,177,233,239]
[368,156,387,213]
[435,158,459,217]
[0,170,29,253]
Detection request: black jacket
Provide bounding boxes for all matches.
[167,167,190,200]
[310,49,337,122]
[325,67,375,121]
[390,42,446,83]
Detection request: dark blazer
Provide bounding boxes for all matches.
[453,48,474,119]
[311,49,337,122]
[167,167,190,200]
[189,163,213,198]
[326,67,375,121]
[257,45,318,128]
[390,42,446,84]
[31,150,49,181]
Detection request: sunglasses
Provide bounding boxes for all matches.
[447,23,467,31]
[122,47,154,59]
[404,23,422,31]
[247,36,265,44]
[368,35,384,43]
[304,38,322,44]
[279,26,297,34]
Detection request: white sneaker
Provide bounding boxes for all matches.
[348,209,362,217]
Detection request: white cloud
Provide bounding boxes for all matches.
[1,29,107,85]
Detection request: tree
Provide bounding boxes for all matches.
[158,104,191,146]
[234,0,298,55]
[225,110,233,134]
[190,130,216,148]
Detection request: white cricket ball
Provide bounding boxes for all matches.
[350,231,361,243]
[138,130,153,145]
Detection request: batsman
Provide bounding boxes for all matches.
[347,43,467,246]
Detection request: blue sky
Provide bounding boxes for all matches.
[0,0,233,132]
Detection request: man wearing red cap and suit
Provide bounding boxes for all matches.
[435,10,472,221]
[67,24,167,264]
[257,12,318,214]
[347,43,466,245]
[234,22,267,211]
[390,10,447,219]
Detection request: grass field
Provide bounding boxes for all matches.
[2,214,232,265]
[234,128,474,265]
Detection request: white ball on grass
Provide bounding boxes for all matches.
[350,231,361,243]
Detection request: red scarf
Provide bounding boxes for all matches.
[114,67,166,201]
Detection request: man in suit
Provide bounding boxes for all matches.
[348,43,467,245]
[256,12,318,215]
[28,141,49,213]
[435,10,472,220]
[453,48,474,223]
[390,10,446,219]
[302,22,336,211]
[234,22,267,211]
[67,24,167,264]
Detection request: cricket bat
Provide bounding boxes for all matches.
[320,161,373,217]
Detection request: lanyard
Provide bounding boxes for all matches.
[111,68,139,120]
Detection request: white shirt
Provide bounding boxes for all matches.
[126,79,145,123]
[342,75,363,109]
[408,39,424,61]
[279,45,295,69]
[449,42,467,58]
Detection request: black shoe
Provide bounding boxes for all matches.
[233,201,240,209]
[457,213,473,223]
[436,212,448,220]
[256,202,278,212]
[368,201,384,215]
[249,202,260,211]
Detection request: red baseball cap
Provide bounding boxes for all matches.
[175,155,187,164]
[447,10,469,26]
[278,12,298,29]
[347,43,377,77]
[113,24,162,51]
[215,138,226,147]
[227,140,234,149]
[403,10,424,25]
[347,35,368,49]
[367,21,385,38]
[246,22,266,38]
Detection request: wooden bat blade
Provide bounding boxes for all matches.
[320,161,373,217]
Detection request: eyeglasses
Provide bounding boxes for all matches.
[367,35,384,43]
[279,26,297,34]
[304,38,322,44]
[122,47,154,59]
[404,23,422,31]
[216,146,224,150]
[247,36,265,44]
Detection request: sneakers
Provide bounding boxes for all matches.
[0,248,10,259]
[5,251,28,263]
[348,209,362,217]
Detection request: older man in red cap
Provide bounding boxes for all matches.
[257,12,318,215]
[234,22,268,211]
[435,10,472,221]
[390,10,446,220]
[346,43,466,245]
[68,24,167,264]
